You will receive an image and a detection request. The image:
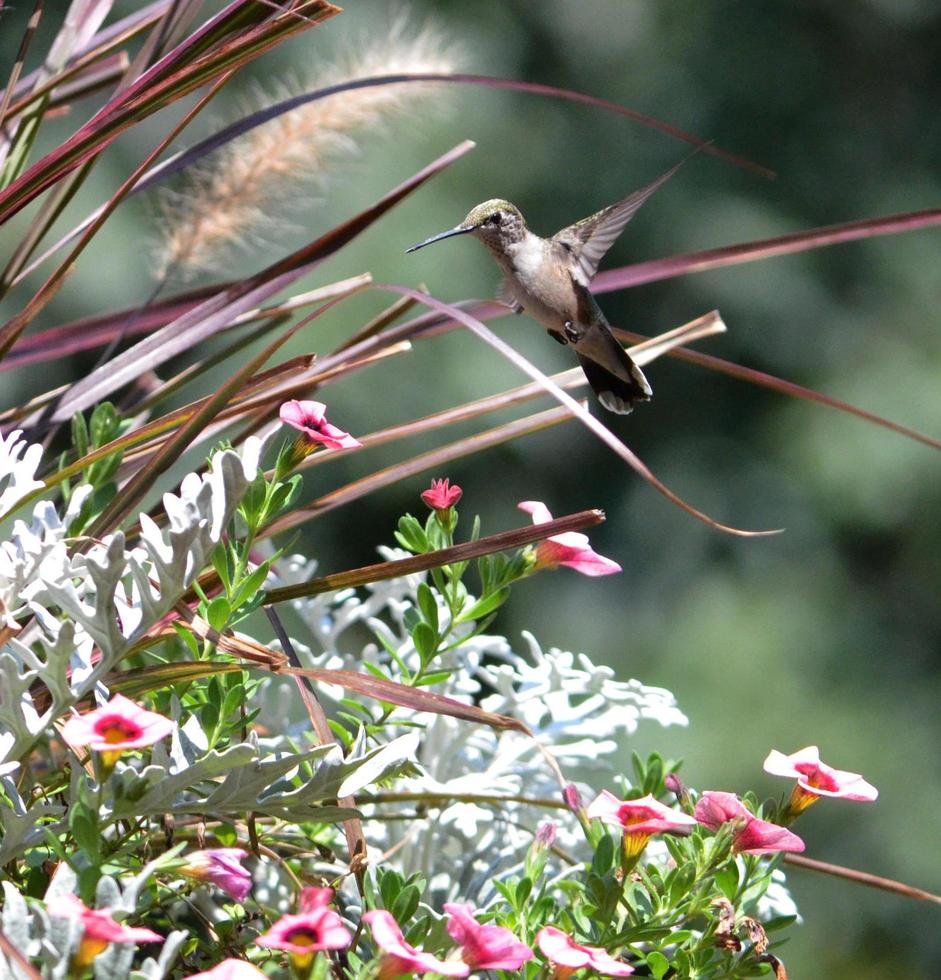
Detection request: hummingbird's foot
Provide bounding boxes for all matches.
[547,328,568,346]
[563,321,583,344]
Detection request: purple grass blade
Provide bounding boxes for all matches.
[7,71,769,283]
[365,296,941,455]
[128,72,772,189]
[375,285,780,539]
[594,207,941,290]
[266,406,573,536]
[0,0,339,223]
[612,328,941,453]
[7,1,172,102]
[41,141,473,420]
[0,0,44,167]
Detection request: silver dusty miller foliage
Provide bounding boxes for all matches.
[264,550,690,904]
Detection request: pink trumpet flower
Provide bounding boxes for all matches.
[518,501,621,576]
[46,894,162,969]
[179,849,252,902]
[536,926,634,978]
[444,903,533,971]
[763,746,878,815]
[279,400,362,451]
[364,910,469,978]
[257,888,351,969]
[586,790,698,860]
[61,694,175,769]
[694,791,805,855]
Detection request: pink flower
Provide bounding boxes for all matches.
[421,478,462,512]
[763,746,878,815]
[179,849,252,902]
[257,888,351,968]
[363,910,469,979]
[444,903,533,971]
[279,400,362,451]
[61,694,175,768]
[183,960,267,980]
[586,790,698,860]
[46,894,162,968]
[518,501,621,577]
[536,927,634,978]
[694,791,805,855]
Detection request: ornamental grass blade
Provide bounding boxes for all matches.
[83,297,332,537]
[593,207,941,291]
[373,296,941,455]
[0,0,45,172]
[1,274,369,372]
[0,0,341,224]
[293,310,726,471]
[38,141,472,420]
[265,509,606,601]
[377,286,779,538]
[6,71,769,284]
[612,327,941,453]
[132,72,771,196]
[152,619,528,734]
[265,404,574,537]
[285,667,530,734]
[0,72,231,360]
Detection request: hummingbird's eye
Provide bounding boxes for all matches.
[489,211,502,225]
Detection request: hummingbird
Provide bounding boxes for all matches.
[406,156,690,413]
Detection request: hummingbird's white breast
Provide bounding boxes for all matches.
[499,233,582,331]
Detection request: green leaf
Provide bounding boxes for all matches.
[392,883,421,924]
[416,582,439,633]
[379,868,404,910]
[592,832,616,873]
[233,561,270,608]
[647,951,670,980]
[411,622,437,663]
[394,514,428,553]
[69,802,100,860]
[514,876,533,908]
[71,412,89,457]
[764,914,798,933]
[715,862,740,901]
[454,587,510,624]
[89,402,120,447]
[206,596,231,632]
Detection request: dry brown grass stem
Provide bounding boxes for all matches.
[155,16,461,277]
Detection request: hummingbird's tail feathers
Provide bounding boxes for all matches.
[576,351,652,415]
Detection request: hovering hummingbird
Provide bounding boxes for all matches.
[406,157,690,413]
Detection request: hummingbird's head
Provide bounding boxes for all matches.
[406,199,526,254]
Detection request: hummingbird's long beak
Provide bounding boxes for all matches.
[405,224,472,253]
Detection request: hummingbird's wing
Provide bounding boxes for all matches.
[552,156,690,285]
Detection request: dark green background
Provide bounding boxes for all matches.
[3,1,940,974]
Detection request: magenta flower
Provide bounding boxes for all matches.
[536,927,634,978]
[586,790,698,860]
[183,960,268,980]
[694,791,805,855]
[46,894,162,969]
[363,910,469,979]
[421,478,463,512]
[179,849,252,902]
[61,694,175,769]
[444,903,533,971]
[763,746,878,815]
[279,400,362,451]
[518,501,621,576]
[257,888,351,968]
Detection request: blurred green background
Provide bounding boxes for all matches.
[3,0,941,974]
